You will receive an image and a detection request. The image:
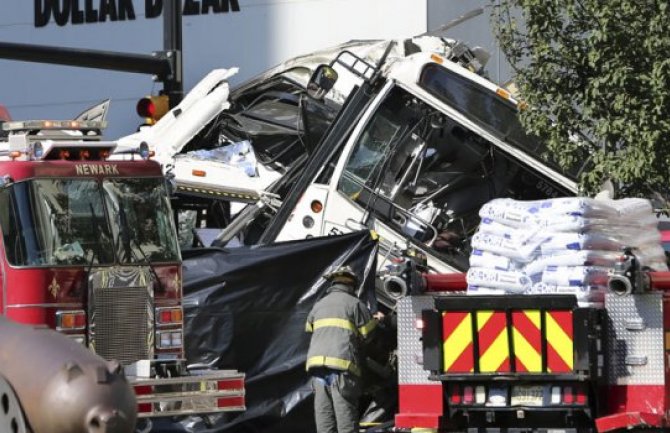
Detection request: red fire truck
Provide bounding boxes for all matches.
[0,119,244,418]
[388,249,670,432]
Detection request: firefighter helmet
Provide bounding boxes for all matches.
[324,266,359,286]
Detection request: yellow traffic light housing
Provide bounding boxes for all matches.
[136,94,170,125]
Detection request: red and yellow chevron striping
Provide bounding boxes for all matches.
[442,311,474,373]
[477,311,510,372]
[546,310,573,372]
[441,308,574,374]
[512,310,542,372]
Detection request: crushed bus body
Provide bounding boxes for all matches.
[116,36,490,245]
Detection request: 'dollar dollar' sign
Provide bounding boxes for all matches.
[34,0,240,27]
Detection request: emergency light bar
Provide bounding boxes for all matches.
[4,137,118,161]
[2,119,107,132]
[34,140,118,160]
[0,119,117,161]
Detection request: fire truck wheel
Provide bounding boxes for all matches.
[0,375,28,433]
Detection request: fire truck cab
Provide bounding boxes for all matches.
[0,119,244,418]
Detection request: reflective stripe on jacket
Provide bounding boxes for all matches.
[305,284,376,376]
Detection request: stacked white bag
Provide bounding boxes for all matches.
[466,197,668,305]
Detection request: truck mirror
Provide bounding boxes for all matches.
[164,165,176,196]
[307,65,338,99]
[0,175,13,188]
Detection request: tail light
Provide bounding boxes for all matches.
[562,386,574,404]
[575,385,587,404]
[56,310,86,331]
[310,200,323,213]
[156,307,183,350]
[452,385,489,405]
[549,385,585,405]
[463,386,474,404]
[217,378,246,409]
[156,330,183,349]
[156,307,183,326]
[450,385,461,404]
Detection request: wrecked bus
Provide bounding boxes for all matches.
[116,37,489,243]
[217,44,588,283]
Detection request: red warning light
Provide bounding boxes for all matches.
[136,94,170,125]
[136,98,156,118]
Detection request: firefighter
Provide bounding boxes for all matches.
[305,265,378,433]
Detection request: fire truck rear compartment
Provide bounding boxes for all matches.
[415,295,605,430]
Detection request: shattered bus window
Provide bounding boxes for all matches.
[419,63,582,179]
[337,85,572,269]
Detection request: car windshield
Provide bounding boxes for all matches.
[0,177,179,266]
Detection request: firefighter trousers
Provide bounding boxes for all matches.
[312,371,361,433]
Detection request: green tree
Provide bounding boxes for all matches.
[492,0,670,198]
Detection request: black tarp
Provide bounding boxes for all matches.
[152,231,385,433]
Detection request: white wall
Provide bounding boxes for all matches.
[0,0,427,138]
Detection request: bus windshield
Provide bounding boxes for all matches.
[0,177,179,267]
[419,63,581,179]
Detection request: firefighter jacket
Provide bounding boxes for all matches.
[305,283,377,377]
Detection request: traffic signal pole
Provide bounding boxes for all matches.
[0,42,175,80]
[0,0,184,108]
[163,0,184,105]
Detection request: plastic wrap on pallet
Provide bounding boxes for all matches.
[612,197,654,218]
[479,197,620,226]
[523,250,625,275]
[529,283,607,304]
[468,197,668,300]
[466,267,532,292]
[469,249,516,271]
[466,285,507,295]
[539,230,662,255]
[480,197,656,227]
[480,213,658,235]
[539,266,611,287]
[470,231,547,262]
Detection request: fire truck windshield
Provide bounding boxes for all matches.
[0,177,179,267]
[102,178,180,264]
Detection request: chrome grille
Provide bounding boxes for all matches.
[89,267,154,365]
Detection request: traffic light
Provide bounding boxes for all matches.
[136,94,170,125]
